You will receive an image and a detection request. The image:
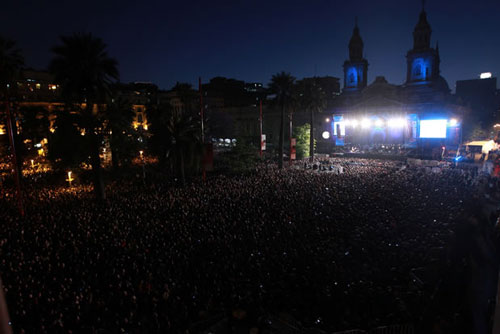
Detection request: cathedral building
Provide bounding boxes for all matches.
[327,7,466,152]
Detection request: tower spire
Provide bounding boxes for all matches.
[412,3,432,51]
[343,17,368,92]
[349,18,363,61]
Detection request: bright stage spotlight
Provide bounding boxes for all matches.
[375,119,384,127]
[361,118,371,128]
[389,118,406,128]
[351,120,358,128]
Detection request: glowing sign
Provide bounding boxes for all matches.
[480,72,492,79]
[419,120,447,138]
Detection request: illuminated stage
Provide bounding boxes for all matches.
[329,113,461,148]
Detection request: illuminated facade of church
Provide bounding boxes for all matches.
[328,8,466,150]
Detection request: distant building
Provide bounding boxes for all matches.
[299,76,340,106]
[456,75,499,128]
[16,69,61,103]
[244,82,264,93]
[203,77,267,108]
[114,82,159,130]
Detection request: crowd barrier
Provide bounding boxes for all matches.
[332,324,414,334]
[370,324,414,334]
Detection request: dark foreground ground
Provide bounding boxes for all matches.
[0,159,498,333]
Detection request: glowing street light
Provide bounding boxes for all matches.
[139,150,145,181]
[322,131,330,139]
[325,118,330,123]
[66,171,74,186]
[30,159,34,167]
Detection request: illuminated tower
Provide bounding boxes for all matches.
[343,18,369,92]
[405,4,440,85]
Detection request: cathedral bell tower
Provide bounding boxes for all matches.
[405,3,440,85]
[343,18,369,92]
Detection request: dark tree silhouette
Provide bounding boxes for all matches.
[105,96,136,169]
[296,78,326,161]
[49,33,118,200]
[269,72,295,169]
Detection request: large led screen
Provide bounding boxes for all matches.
[419,119,447,138]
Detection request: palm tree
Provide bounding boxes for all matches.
[0,36,24,216]
[17,106,50,169]
[165,109,201,184]
[296,78,326,162]
[105,96,136,169]
[49,33,118,200]
[269,72,295,169]
[48,107,86,168]
[19,106,50,146]
[146,102,172,167]
[0,36,24,94]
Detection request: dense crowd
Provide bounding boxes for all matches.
[0,158,495,333]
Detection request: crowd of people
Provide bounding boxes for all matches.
[0,158,496,333]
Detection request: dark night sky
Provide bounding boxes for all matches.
[2,0,499,91]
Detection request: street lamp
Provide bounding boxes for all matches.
[66,171,74,187]
[139,151,145,182]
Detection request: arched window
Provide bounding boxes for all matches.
[347,67,358,87]
[413,64,422,77]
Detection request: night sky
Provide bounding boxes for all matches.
[2,0,499,91]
